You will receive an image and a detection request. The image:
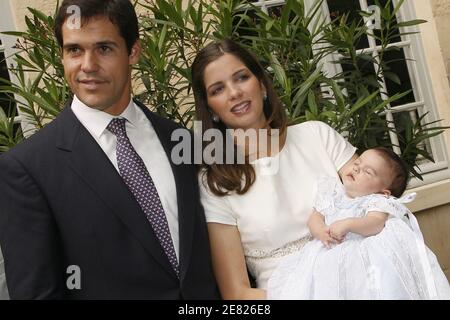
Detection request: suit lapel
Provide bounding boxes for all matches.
[55,103,177,279]
[135,100,195,282]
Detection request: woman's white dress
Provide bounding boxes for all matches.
[200,121,356,289]
[267,176,450,300]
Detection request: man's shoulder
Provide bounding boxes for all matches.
[149,111,185,131]
[2,109,69,161]
[134,99,186,132]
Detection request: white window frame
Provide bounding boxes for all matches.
[248,0,450,189]
[393,0,450,187]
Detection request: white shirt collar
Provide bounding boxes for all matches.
[71,95,138,138]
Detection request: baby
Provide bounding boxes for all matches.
[268,147,450,300]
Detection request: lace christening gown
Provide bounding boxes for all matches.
[268,176,450,300]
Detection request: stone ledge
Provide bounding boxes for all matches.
[406,178,450,212]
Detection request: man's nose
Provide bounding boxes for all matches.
[81,51,99,73]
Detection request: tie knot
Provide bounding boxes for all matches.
[107,118,127,137]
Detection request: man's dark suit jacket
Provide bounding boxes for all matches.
[0,99,220,299]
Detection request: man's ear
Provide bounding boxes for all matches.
[129,40,141,64]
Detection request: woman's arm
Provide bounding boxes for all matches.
[207,223,266,300]
[329,212,389,239]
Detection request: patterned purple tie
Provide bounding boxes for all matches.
[107,118,179,276]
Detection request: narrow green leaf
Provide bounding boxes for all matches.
[27,7,49,23]
[308,90,318,115]
[396,20,427,28]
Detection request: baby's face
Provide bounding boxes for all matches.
[342,149,394,198]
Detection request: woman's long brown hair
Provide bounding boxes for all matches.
[191,39,287,196]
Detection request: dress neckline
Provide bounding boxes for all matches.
[251,126,290,164]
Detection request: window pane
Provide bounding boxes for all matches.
[0,51,16,116]
[233,8,260,46]
[340,54,380,95]
[267,5,283,19]
[367,0,402,45]
[393,110,433,162]
[267,3,300,21]
[370,115,391,147]
[382,47,415,106]
[327,0,369,50]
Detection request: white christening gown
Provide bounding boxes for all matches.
[267,176,450,300]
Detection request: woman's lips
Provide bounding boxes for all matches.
[231,101,250,114]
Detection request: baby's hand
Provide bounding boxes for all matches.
[316,226,338,249]
[329,219,350,241]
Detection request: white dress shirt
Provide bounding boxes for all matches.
[71,95,179,260]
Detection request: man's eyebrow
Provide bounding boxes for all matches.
[62,41,118,50]
[95,41,119,47]
[62,43,79,50]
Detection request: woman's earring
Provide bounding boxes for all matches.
[263,94,270,114]
[212,114,220,123]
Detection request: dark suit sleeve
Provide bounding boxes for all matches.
[0,153,64,299]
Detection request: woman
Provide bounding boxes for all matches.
[191,38,357,299]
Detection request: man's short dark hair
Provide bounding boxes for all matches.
[54,0,139,54]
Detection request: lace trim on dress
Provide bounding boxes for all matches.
[390,226,426,299]
[245,235,313,260]
[358,241,381,299]
[245,236,312,280]
[365,194,410,219]
[313,177,339,214]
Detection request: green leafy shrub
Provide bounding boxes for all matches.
[0,0,447,179]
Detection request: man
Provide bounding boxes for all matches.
[0,0,219,299]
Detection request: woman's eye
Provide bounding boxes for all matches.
[211,87,223,95]
[237,73,250,81]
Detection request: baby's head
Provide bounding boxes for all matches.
[342,147,409,198]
